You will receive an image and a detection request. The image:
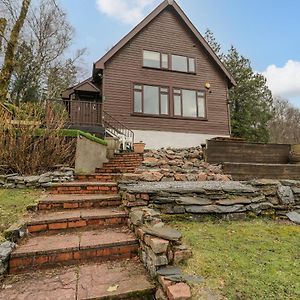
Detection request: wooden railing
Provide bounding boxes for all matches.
[46,99,103,126]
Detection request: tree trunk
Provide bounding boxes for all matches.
[0,0,31,102]
[0,18,7,51]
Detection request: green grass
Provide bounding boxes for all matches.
[34,128,107,146]
[0,189,42,242]
[172,219,300,300]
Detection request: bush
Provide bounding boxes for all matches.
[0,102,76,175]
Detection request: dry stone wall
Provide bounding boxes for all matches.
[0,167,74,189]
[123,147,231,182]
[121,179,300,217]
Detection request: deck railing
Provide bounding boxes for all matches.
[103,111,135,149]
[45,99,103,126]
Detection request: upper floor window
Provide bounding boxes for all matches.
[171,55,196,73]
[143,50,169,69]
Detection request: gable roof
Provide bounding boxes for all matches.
[61,78,100,99]
[94,0,236,86]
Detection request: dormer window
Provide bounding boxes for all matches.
[143,50,168,69]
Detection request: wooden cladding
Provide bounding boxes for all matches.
[206,140,291,164]
[103,8,230,135]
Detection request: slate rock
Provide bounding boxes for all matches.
[175,196,212,206]
[185,204,245,214]
[277,185,295,205]
[0,241,16,261]
[157,266,182,276]
[286,211,300,224]
[142,225,182,241]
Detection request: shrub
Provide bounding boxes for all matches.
[0,102,76,175]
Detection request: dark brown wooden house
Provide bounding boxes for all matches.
[62,0,235,149]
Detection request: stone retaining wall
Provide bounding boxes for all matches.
[121,179,300,218]
[0,167,74,189]
[127,207,192,299]
[124,147,231,182]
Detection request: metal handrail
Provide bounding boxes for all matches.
[103,111,135,149]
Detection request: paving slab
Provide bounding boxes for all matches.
[80,227,137,249]
[29,208,127,225]
[0,260,154,300]
[0,267,77,300]
[77,259,155,300]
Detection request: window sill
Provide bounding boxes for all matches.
[131,113,208,121]
[142,66,197,75]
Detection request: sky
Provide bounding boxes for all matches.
[61,0,300,107]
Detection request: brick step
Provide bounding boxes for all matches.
[9,227,138,274]
[27,208,128,233]
[38,194,121,210]
[109,158,143,163]
[103,162,141,168]
[115,153,143,158]
[49,181,118,194]
[1,260,155,300]
[75,173,123,182]
[95,167,136,174]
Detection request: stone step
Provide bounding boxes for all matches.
[49,181,118,195]
[1,259,155,300]
[109,157,143,163]
[115,153,143,158]
[38,194,122,210]
[75,173,123,182]
[95,167,136,174]
[9,227,138,274]
[27,208,128,233]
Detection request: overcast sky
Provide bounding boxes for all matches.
[61,0,300,107]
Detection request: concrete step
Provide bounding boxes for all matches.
[1,259,155,300]
[27,208,128,233]
[9,227,138,274]
[49,181,118,195]
[75,173,123,182]
[38,194,122,210]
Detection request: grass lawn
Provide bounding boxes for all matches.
[172,219,300,300]
[0,189,42,242]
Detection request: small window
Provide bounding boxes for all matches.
[143,50,161,69]
[172,55,188,72]
[197,94,206,118]
[174,95,181,116]
[162,53,169,69]
[188,58,196,73]
[182,90,197,117]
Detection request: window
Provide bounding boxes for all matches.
[134,84,169,116]
[173,88,206,118]
[143,50,168,69]
[171,55,196,73]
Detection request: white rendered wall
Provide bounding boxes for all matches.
[133,130,229,149]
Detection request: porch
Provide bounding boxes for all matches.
[45,99,135,149]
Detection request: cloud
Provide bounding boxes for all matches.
[96,0,159,24]
[262,60,300,99]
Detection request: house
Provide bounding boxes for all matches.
[62,0,235,149]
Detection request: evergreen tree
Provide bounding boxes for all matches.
[204,30,274,142]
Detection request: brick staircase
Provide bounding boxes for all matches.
[1,152,155,300]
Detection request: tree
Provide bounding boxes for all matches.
[268,97,300,144]
[0,0,31,102]
[223,47,273,142]
[204,31,274,142]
